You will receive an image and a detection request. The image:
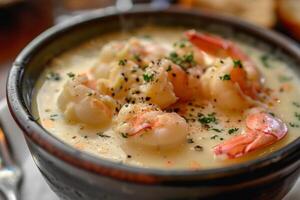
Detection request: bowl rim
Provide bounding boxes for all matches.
[6,5,300,184]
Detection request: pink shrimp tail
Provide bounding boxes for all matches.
[185,30,252,64]
[214,112,288,159]
[214,130,277,159]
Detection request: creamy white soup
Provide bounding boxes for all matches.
[33,26,300,170]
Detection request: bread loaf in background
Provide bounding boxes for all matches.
[179,0,276,28]
[277,0,300,40]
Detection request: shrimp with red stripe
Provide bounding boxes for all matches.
[185,30,263,111]
[214,110,288,159]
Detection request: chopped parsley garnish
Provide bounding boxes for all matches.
[174,39,188,48]
[166,65,172,72]
[289,122,300,128]
[67,72,75,78]
[295,112,300,121]
[119,59,127,66]
[143,73,154,82]
[228,128,239,134]
[211,128,223,133]
[278,75,293,82]
[121,132,128,138]
[233,60,243,68]
[50,114,58,121]
[97,133,111,138]
[169,52,179,61]
[198,112,217,125]
[168,52,196,69]
[293,102,300,108]
[219,74,231,80]
[184,53,194,63]
[46,72,61,81]
[133,54,141,62]
[210,135,218,140]
[260,54,271,68]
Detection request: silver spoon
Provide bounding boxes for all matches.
[0,127,22,200]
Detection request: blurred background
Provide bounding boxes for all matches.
[0,0,299,98]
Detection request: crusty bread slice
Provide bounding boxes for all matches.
[179,0,276,28]
[277,0,300,40]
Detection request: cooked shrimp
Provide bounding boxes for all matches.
[185,30,262,98]
[201,58,256,111]
[160,59,203,101]
[57,74,116,127]
[139,61,178,109]
[115,103,189,147]
[93,60,144,102]
[214,111,288,159]
[122,38,169,65]
[90,38,168,79]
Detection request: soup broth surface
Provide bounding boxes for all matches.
[34,26,300,169]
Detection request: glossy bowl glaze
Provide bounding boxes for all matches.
[7,6,300,200]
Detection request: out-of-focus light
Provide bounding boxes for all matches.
[116,0,133,12]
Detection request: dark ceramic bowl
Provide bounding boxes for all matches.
[6,5,300,200]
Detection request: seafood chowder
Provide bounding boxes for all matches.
[34,26,300,170]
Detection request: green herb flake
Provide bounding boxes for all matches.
[228,128,239,134]
[168,51,195,69]
[260,54,271,68]
[46,72,61,81]
[133,54,141,62]
[166,65,172,72]
[219,74,231,81]
[293,102,300,108]
[174,39,188,48]
[169,52,179,60]
[183,53,194,63]
[119,59,127,66]
[295,112,300,121]
[198,113,217,125]
[233,60,243,68]
[50,114,58,121]
[211,128,223,133]
[67,72,75,78]
[289,122,300,128]
[278,75,293,82]
[143,73,154,83]
[179,43,186,48]
[210,135,218,140]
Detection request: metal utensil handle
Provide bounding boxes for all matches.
[0,126,22,200]
[2,188,18,200]
[0,127,15,167]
